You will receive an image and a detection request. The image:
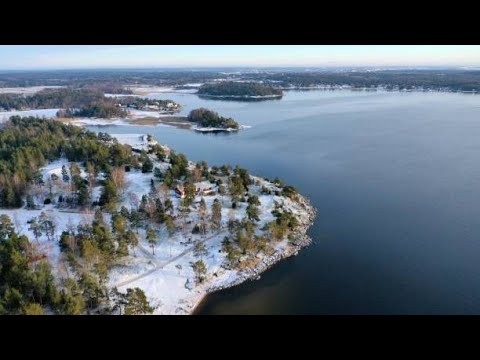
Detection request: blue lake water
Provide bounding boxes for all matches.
[88,90,480,314]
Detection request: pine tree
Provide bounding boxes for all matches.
[100,179,118,210]
[0,214,15,241]
[184,181,196,206]
[129,210,142,234]
[142,157,153,173]
[38,212,55,241]
[77,185,90,207]
[211,198,222,230]
[149,179,156,196]
[93,208,105,226]
[146,227,157,255]
[199,197,208,237]
[111,213,127,236]
[164,198,174,214]
[26,194,35,209]
[246,202,260,222]
[123,288,154,315]
[23,303,45,315]
[190,260,207,284]
[126,230,139,256]
[193,240,208,260]
[28,217,42,243]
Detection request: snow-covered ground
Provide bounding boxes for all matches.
[0,86,64,95]
[0,108,60,122]
[125,85,201,95]
[128,109,180,119]
[0,132,314,315]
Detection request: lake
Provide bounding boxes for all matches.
[89,89,480,314]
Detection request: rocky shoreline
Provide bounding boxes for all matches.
[192,193,317,314]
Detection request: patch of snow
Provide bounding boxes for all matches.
[0,108,60,123]
[0,86,64,95]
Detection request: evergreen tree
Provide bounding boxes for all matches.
[142,157,153,173]
[126,230,139,256]
[28,217,42,243]
[190,260,207,284]
[23,303,45,315]
[116,237,129,257]
[129,210,142,234]
[193,240,208,260]
[165,216,176,237]
[146,227,157,255]
[246,202,260,222]
[111,213,127,236]
[0,214,15,241]
[164,198,174,214]
[100,179,118,210]
[93,208,105,226]
[123,288,154,315]
[211,198,222,230]
[149,178,156,196]
[198,198,208,237]
[38,212,55,241]
[183,181,196,206]
[26,194,35,209]
[77,185,90,207]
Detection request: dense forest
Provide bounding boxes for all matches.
[1,69,479,92]
[187,108,239,129]
[197,81,283,97]
[0,116,136,208]
[0,88,104,110]
[0,117,162,314]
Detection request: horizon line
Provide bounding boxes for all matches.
[0,65,478,72]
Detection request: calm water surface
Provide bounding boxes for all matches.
[88,90,480,314]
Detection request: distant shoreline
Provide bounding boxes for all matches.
[198,94,283,101]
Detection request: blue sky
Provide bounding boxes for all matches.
[0,45,478,70]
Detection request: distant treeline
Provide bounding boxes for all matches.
[187,108,239,129]
[198,81,283,97]
[1,69,480,94]
[242,70,480,91]
[0,70,225,88]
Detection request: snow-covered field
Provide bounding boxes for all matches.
[125,85,200,95]
[0,86,64,95]
[0,108,60,122]
[0,132,314,315]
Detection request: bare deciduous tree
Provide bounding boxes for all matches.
[111,167,127,197]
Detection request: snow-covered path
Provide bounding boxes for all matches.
[113,230,223,288]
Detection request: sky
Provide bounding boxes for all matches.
[0,45,478,70]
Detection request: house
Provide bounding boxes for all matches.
[175,184,185,199]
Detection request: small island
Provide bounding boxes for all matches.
[187,108,240,132]
[197,81,283,101]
